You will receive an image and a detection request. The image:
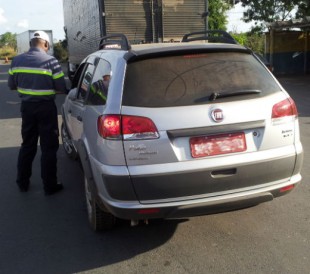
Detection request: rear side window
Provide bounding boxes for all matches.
[88,59,112,105]
[123,52,281,107]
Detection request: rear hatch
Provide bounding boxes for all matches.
[120,49,298,202]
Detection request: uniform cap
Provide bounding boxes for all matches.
[31,30,50,44]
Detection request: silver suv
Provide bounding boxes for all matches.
[61,32,303,231]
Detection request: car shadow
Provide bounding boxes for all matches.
[0,146,182,274]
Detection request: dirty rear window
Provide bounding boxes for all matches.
[123,52,281,107]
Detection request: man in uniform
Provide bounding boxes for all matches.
[8,30,68,195]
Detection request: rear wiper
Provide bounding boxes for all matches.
[209,89,261,101]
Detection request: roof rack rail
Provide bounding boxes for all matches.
[99,33,131,51]
[182,30,237,44]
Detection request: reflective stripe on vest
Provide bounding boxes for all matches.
[9,67,64,80]
[90,83,107,101]
[17,88,56,96]
[53,71,65,79]
[10,67,53,76]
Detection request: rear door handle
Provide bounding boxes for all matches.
[211,168,237,178]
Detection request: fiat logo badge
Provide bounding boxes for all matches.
[211,108,224,123]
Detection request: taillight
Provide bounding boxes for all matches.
[97,115,159,140]
[97,115,121,139]
[122,115,159,140]
[272,98,298,119]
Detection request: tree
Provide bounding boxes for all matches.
[239,0,300,32]
[0,32,17,50]
[295,0,310,18]
[208,0,233,30]
[239,0,310,32]
[53,40,68,62]
[231,32,264,54]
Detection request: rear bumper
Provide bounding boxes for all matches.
[98,174,301,220]
[89,144,303,220]
[104,147,303,202]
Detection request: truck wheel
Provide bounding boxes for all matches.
[61,122,78,160]
[84,175,116,231]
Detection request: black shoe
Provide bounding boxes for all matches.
[44,183,64,196]
[17,182,29,192]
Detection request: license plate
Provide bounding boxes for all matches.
[190,132,247,158]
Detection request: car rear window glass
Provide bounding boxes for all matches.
[123,52,281,107]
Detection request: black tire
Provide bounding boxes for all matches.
[84,175,116,231]
[61,122,78,160]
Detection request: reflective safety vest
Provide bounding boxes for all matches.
[90,80,107,101]
[8,47,67,102]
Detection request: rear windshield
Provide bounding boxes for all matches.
[123,52,281,107]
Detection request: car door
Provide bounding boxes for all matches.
[69,58,96,142]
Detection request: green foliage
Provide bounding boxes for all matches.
[240,0,296,22]
[295,0,310,18]
[245,33,264,54]
[0,46,16,59]
[0,32,17,59]
[239,0,310,33]
[53,40,68,62]
[231,33,248,45]
[0,32,17,50]
[208,0,233,30]
[231,32,264,54]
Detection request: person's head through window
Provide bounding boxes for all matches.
[102,74,110,91]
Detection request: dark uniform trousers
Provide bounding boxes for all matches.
[17,100,59,191]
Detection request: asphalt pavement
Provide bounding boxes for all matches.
[0,63,309,274]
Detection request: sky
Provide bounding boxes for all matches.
[0,1,253,41]
[226,3,255,32]
[0,0,65,41]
